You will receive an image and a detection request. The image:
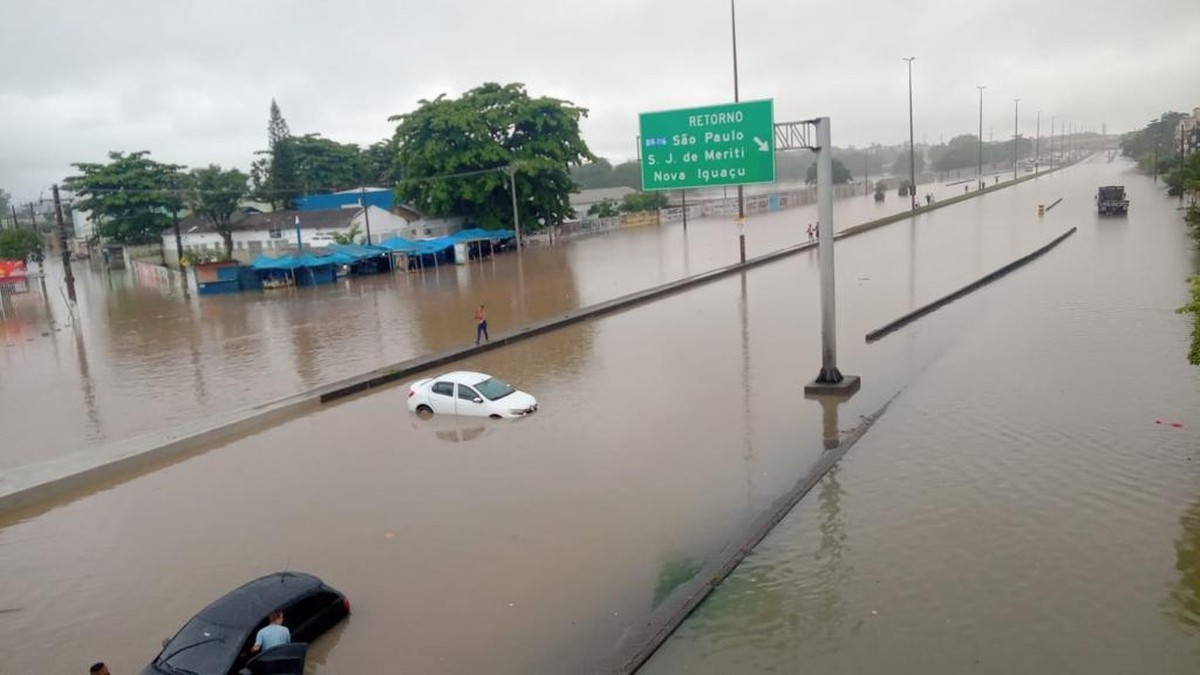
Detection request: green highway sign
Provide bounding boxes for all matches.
[639,99,775,191]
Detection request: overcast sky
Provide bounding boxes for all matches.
[2,0,1198,202]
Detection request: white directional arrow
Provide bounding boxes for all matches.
[752,137,770,152]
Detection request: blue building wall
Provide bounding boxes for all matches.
[295,190,394,212]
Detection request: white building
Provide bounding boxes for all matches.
[160,206,465,266]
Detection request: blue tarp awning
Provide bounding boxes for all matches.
[453,228,515,242]
[250,251,354,271]
[325,244,390,261]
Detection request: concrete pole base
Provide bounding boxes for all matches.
[804,374,861,397]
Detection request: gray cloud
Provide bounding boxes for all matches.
[2,0,1197,201]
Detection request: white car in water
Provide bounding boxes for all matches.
[406,371,538,419]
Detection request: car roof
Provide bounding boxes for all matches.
[150,572,331,674]
[437,371,491,385]
[196,571,324,627]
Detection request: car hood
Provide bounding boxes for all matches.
[502,391,537,410]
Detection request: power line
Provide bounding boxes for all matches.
[54,164,518,199]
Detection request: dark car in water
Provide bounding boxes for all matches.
[140,571,350,675]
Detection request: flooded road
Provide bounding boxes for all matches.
[641,162,1200,673]
[0,161,1099,673]
[1,173,1009,469]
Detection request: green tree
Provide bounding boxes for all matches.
[389,82,593,231]
[570,158,642,190]
[932,135,982,173]
[250,99,301,210]
[292,134,368,194]
[619,191,668,213]
[892,149,926,176]
[65,151,181,244]
[0,188,10,219]
[331,224,363,245]
[805,158,852,185]
[187,165,248,257]
[0,229,41,260]
[361,140,397,186]
[1121,112,1186,171]
[586,199,619,218]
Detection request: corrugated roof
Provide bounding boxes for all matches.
[179,209,359,235]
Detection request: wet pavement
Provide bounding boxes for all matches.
[0,161,1100,673]
[0,171,1019,470]
[641,161,1200,673]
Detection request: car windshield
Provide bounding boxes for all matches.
[474,377,515,401]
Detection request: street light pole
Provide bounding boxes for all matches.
[904,57,917,210]
[1013,98,1020,181]
[977,85,986,189]
[731,0,745,263]
[1035,111,1041,174]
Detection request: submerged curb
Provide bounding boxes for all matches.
[864,227,1077,343]
[613,397,895,674]
[0,169,1054,516]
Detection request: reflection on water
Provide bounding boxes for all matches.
[1170,497,1200,633]
[3,175,993,469]
[644,158,1200,674]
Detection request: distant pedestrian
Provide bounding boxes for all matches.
[89,663,110,675]
[474,304,489,344]
[806,223,814,240]
[251,611,290,654]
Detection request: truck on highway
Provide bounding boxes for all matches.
[1096,185,1129,215]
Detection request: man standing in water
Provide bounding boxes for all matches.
[251,611,290,654]
[474,304,489,344]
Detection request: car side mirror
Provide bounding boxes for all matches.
[473,398,483,404]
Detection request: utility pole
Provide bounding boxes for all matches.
[360,187,372,244]
[904,56,917,210]
[1035,111,1041,173]
[10,205,18,229]
[52,184,76,302]
[977,85,986,189]
[681,190,688,232]
[171,178,184,267]
[29,202,38,231]
[507,165,522,250]
[1013,98,1020,181]
[731,0,746,263]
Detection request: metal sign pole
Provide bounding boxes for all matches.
[806,117,860,395]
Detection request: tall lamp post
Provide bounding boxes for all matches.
[1034,111,1041,174]
[977,85,986,189]
[904,57,917,210]
[1012,98,1020,180]
[731,0,746,263]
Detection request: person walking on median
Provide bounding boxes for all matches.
[251,611,291,654]
[474,304,489,344]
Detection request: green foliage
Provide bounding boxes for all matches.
[892,149,926,176]
[0,228,41,260]
[571,159,642,190]
[1121,112,1186,169]
[291,134,368,193]
[1178,275,1200,366]
[65,151,182,244]
[331,224,363,245]
[389,82,594,231]
[586,199,619,218]
[187,165,248,256]
[619,191,667,213]
[805,158,852,185]
[361,140,397,186]
[251,99,302,210]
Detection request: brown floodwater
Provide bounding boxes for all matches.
[1,173,1005,470]
[642,158,1200,673]
[0,163,1093,672]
